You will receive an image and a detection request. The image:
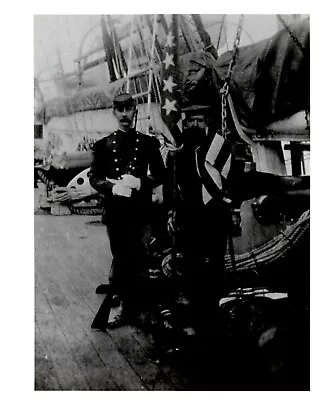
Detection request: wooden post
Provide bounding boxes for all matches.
[145,15,163,62]
[158,14,169,35]
[289,142,302,176]
[100,15,117,82]
[179,15,195,52]
[107,15,128,78]
[191,14,219,59]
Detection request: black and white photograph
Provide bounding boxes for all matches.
[32,11,311,392]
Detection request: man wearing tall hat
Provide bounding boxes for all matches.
[88,93,166,327]
[165,104,230,339]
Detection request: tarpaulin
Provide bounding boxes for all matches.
[182,18,309,130]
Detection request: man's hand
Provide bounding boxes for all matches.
[112,181,132,197]
[121,174,141,190]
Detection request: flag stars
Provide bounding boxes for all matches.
[163,52,174,69]
[163,75,177,93]
[162,99,177,115]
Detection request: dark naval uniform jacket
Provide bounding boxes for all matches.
[88,128,166,219]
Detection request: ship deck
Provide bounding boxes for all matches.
[34,187,193,391]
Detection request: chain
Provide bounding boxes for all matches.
[220,14,244,138]
[276,14,305,54]
[221,93,228,138]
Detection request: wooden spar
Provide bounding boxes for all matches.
[133,20,146,103]
[107,15,128,78]
[191,14,219,59]
[145,15,163,63]
[126,16,135,92]
[146,14,158,134]
[117,41,128,77]
[276,14,301,31]
[217,15,226,49]
[178,15,195,52]
[107,15,122,78]
[136,18,148,58]
[82,56,108,72]
[158,14,169,35]
[100,15,117,82]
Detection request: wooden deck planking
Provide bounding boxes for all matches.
[107,326,179,391]
[56,238,186,390]
[35,315,62,390]
[37,235,178,390]
[35,289,91,390]
[35,204,186,391]
[35,250,144,390]
[132,326,189,390]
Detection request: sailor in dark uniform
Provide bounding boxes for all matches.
[88,93,166,327]
[166,105,231,335]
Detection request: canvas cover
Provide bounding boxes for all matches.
[181,18,309,130]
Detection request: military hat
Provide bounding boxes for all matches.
[113,93,136,108]
[181,104,211,114]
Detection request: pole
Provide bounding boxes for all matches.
[100,15,117,82]
[107,15,122,78]
[191,14,219,60]
[146,14,158,134]
[107,15,128,78]
[216,15,226,50]
[179,15,195,52]
[126,15,135,93]
[145,15,163,63]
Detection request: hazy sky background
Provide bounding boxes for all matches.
[34,14,281,79]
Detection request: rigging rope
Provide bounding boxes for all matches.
[220,14,244,138]
[126,15,135,93]
[146,14,158,134]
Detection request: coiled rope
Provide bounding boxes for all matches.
[69,205,103,215]
[224,209,310,271]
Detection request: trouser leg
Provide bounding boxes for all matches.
[106,206,152,308]
[182,200,230,325]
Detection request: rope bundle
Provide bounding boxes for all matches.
[224,210,310,272]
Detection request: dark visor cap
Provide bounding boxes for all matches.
[181,104,211,113]
[113,93,136,109]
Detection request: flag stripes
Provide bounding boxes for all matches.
[196,132,233,204]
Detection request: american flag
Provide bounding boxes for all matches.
[160,14,233,205]
[160,14,182,147]
[196,131,233,205]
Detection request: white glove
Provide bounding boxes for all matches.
[121,174,141,190]
[112,181,132,197]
